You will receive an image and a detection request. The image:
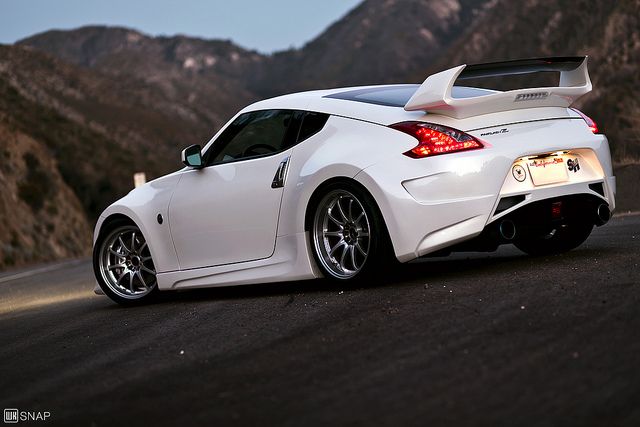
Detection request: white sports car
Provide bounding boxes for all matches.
[93,56,615,305]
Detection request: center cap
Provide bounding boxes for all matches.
[130,256,141,268]
[343,224,358,244]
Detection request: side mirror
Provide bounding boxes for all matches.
[181,144,203,168]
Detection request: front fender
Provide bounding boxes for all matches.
[93,171,182,273]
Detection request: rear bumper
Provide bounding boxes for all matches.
[355,119,615,262]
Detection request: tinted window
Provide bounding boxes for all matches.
[324,85,418,107]
[206,110,293,165]
[297,112,329,142]
[324,85,496,107]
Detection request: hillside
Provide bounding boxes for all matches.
[0,122,90,269]
[1,0,638,268]
[19,25,261,127]
[1,45,193,219]
[249,0,488,95]
[1,31,266,268]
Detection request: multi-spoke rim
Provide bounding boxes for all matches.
[98,225,157,299]
[313,190,371,279]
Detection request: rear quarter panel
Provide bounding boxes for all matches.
[277,115,416,238]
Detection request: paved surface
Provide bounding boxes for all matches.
[1,215,639,426]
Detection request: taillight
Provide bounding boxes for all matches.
[570,108,599,134]
[389,122,484,158]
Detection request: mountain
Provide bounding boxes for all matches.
[249,0,487,95]
[0,73,91,268]
[19,25,262,127]
[1,44,196,219]
[1,0,639,269]
[0,122,91,268]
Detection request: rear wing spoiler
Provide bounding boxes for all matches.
[404,56,592,119]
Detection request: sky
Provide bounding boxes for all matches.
[0,0,362,53]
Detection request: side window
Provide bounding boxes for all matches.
[297,112,330,143]
[206,110,294,165]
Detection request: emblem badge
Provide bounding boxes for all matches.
[567,158,580,172]
[512,164,526,182]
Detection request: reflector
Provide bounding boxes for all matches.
[551,201,563,219]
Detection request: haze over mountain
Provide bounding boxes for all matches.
[1,0,638,268]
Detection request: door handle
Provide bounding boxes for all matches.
[271,156,291,188]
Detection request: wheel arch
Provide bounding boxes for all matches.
[92,215,160,305]
[95,213,138,239]
[93,203,180,274]
[303,176,398,278]
[304,177,380,232]
[93,207,145,244]
[303,177,395,258]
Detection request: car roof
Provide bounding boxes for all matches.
[242,85,495,125]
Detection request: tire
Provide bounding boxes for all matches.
[514,221,593,256]
[93,220,159,305]
[310,182,393,281]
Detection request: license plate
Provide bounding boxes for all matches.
[527,156,568,186]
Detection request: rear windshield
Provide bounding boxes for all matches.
[324,85,494,107]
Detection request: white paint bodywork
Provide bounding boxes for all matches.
[169,152,289,269]
[94,70,616,291]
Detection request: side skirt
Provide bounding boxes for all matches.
[156,232,319,290]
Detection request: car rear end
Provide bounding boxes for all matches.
[351,57,615,262]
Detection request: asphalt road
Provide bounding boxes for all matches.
[1,215,639,426]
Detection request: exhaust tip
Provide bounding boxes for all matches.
[499,220,517,240]
[596,204,611,226]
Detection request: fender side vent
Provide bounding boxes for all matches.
[588,182,605,197]
[495,194,526,215]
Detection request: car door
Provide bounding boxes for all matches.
[168,109,300,270]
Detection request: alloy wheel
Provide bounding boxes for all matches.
[98,225,157,299]
[313,190,371,279]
